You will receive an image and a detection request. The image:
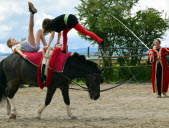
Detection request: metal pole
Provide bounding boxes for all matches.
[109,14,150,50]
[87,47,90,58]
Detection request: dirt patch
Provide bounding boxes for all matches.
[1,83,169,128]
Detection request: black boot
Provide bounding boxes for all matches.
[62,50,66,54]
[41,64,47,83]
[100,40,105,51]
[28,2,37,14]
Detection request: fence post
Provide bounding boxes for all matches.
[87,47,90,58]
[98,46,100,67]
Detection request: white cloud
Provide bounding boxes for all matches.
[34,13,54,30]
[0,25,12,40]
[133,0,169,18]
[0,0,26,22]
[161,42,169,48]
[0,0,28,40]
[0,25,12,31]
[67,29,79,39]
[0,44,12,53]
[0,0,83,49]
[0,16,5,22]
[35,0,81,13]
[132,0,169,47]
[161,31,169,47]
[1,0,169,53]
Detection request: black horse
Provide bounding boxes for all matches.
[0,52,104,119]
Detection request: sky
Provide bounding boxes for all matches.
[0,0,169,53]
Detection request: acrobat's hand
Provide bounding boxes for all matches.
[43,46,49,49]
[56,41,60,44]
[22,54,28,59]
[55,43,62,47]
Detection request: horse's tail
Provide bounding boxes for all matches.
[0,59,7,102]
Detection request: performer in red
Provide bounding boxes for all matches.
[148,39,169,98]
[42,14,105,53]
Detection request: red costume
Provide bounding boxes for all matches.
[49,14,103,51]
[148,47,169,95]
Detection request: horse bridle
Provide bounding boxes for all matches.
[51,68,103,93]
[81,73,103,93]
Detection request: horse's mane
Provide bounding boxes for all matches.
[71,52,99,72]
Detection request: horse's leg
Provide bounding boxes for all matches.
[6,99,11,115]
[6,82,19,119]
[61,87,77,119]
[36,86,56,119]
[7,97,17,119]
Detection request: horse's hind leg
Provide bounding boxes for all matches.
[6,99,11,115]
[36,86,56,119]
[61,87,77,119]
[6,82,19,119]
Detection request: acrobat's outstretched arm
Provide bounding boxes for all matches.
[56,32,61,44]
[47,31,55,47]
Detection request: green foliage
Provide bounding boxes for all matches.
[102,65,151,82]
[75,0,169,82]
[21,37,26,42]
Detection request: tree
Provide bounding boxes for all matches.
[116,8,169,80]
[21,37,26,42]
[75,0,169,81]
[118,8,169,65]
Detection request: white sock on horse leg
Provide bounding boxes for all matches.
[44,59,49,76]
[66,105,76,119]
[6,99,11,115]
[37,104,46,119]
[7,98,17,118]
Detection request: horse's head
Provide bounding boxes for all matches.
[85,69,104,100]
[66,53,104,100]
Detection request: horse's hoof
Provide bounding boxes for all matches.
[36,116,41,120]
[71,116,77,120]
[9,114,16,119]
[7,112,11,115]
